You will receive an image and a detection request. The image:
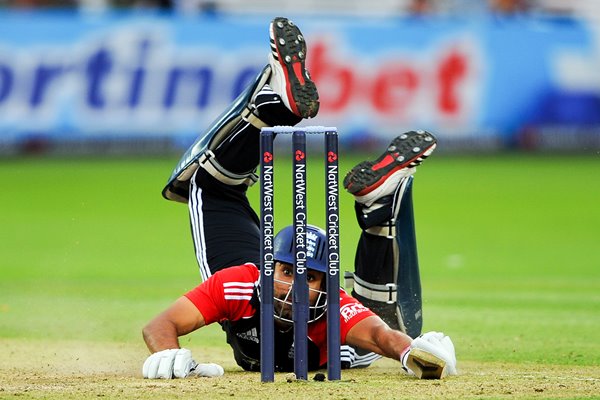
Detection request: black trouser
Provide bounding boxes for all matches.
[188,168,260,280]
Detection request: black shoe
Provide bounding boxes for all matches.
[343,130,437,205]
[268,17,319,119]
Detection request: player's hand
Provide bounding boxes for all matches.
[142,348,224,379]
[400,331,457,379]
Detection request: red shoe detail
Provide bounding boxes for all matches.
[353,169,399,196]
[293,62,305,85]
[276,50,299,116]
[372,154,396,171]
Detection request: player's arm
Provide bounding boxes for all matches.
[345,315,411,360]
[346,316,458,379]
[142,296,206,352]
[141,293,224,379]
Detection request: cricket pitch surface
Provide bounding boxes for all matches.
[0,338,598,399]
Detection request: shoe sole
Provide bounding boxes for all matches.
[406,348,448,379]
[269,17,319,118]
[343,130,437,196]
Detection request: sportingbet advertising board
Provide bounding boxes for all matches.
[0,12,598,152]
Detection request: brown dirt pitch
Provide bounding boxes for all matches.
[0,338,598,400]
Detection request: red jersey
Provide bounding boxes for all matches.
[185,263,375,371]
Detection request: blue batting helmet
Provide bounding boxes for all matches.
[273,225,328,273]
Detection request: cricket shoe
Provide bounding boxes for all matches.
[343,130,437,205]
[268,17,319,119]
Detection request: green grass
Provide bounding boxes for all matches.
[1,154,599,368]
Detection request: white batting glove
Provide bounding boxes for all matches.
[189,363,225,378]
[400,331,457,379]
[142,348,224,379]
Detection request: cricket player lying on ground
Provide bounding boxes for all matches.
[142,17,457,379]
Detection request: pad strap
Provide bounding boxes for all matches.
[365,224,396,238]
[351,273,397,304]
[241,106,269,130]
[199,151,258,186]
[176,163,199,182]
